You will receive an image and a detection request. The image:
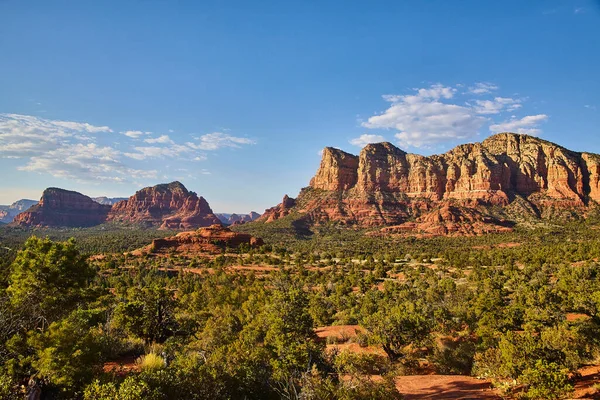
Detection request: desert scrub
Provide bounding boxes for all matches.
[136,353,166,372]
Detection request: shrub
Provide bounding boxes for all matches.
[432,339,476,375]
[334,351,391,375]
[519,360,573,400]
[136,353,166,372]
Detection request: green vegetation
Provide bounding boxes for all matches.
[2,219,600,398]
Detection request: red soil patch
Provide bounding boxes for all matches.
[395,375,501,400]
[316,325,386,356]
[326,342,387,357]
[567,313,592,322]
[315,325,365,340]
[103,356,139,375]
[573,365,600,399]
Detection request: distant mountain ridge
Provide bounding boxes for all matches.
[0,199,38,223]
[11,182,221,229]
[257,133,600,236]
[215,211,261,225]
[92,196,128,205]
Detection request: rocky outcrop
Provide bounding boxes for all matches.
[215,211,261,225]
[138,224,264,255]
[12,189,111,227]
[260,133,600,234]
[107,181,221,229]
[259,195,297,223]
[378,205,514,237]
[0,199,38,223]
[310,148,359,191]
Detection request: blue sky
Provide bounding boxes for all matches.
[1,0,599,212]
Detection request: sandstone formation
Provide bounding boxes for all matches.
[216,211,261,225]
[0,199,38,223]
[12,182,221,229]
[378,205,514,237]
[12,189,111,227]
[139,224,264,255]
[260,133,600,234]
[108,181,221,229]
[259,195,297,223]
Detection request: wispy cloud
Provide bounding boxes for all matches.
[144,135,174,144]
[473,97,522,114]
[489,114,548,135]
[0,113,112,158]
[19,143,157,183]
[0,113,255,183]
[362,83,548,147]
[362,84,487,147]
[467,82,499,95]
[190,132,256,151]
[124,144,197,160]
[121,130,150,138]
[349,134,386,147]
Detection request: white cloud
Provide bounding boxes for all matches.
[0,114,157,183]
[52,120,112,133]
[190,132,256,150]
[489,114,549,135]
[473,97,522,114]
[18,143,156,182]
[121,130,150,138]
[468,82,499,95]
[1,113,255,183]
[124,144,198,160]
[362,84,487,148]
[584,105,596,110]
[144,135,174,144]
[349,134,386,147]
[0,113,112,158]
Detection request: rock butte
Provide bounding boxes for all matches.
[12,188,111,227]
[259,133,600,235]
[137,224,264,255]
[12,181,222,229]
[108,181,221,229]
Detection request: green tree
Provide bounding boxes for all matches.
[7,236,94,329]
[363,301,431,361]
[29,309,112,394]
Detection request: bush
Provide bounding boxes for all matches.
[136,353,166,372]
[432,338,476,375]
[519,360,573,400]
[334,351,391,375]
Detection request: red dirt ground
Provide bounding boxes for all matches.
[315,325,364,340]
[103,355,139,375]
[573,365,600,399]
[395,375,501,400]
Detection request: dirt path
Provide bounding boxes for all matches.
[395,375,501,400]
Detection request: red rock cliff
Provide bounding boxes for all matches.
[107,181,221,229]
[12,188,111,227]
[260,133,600,229]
